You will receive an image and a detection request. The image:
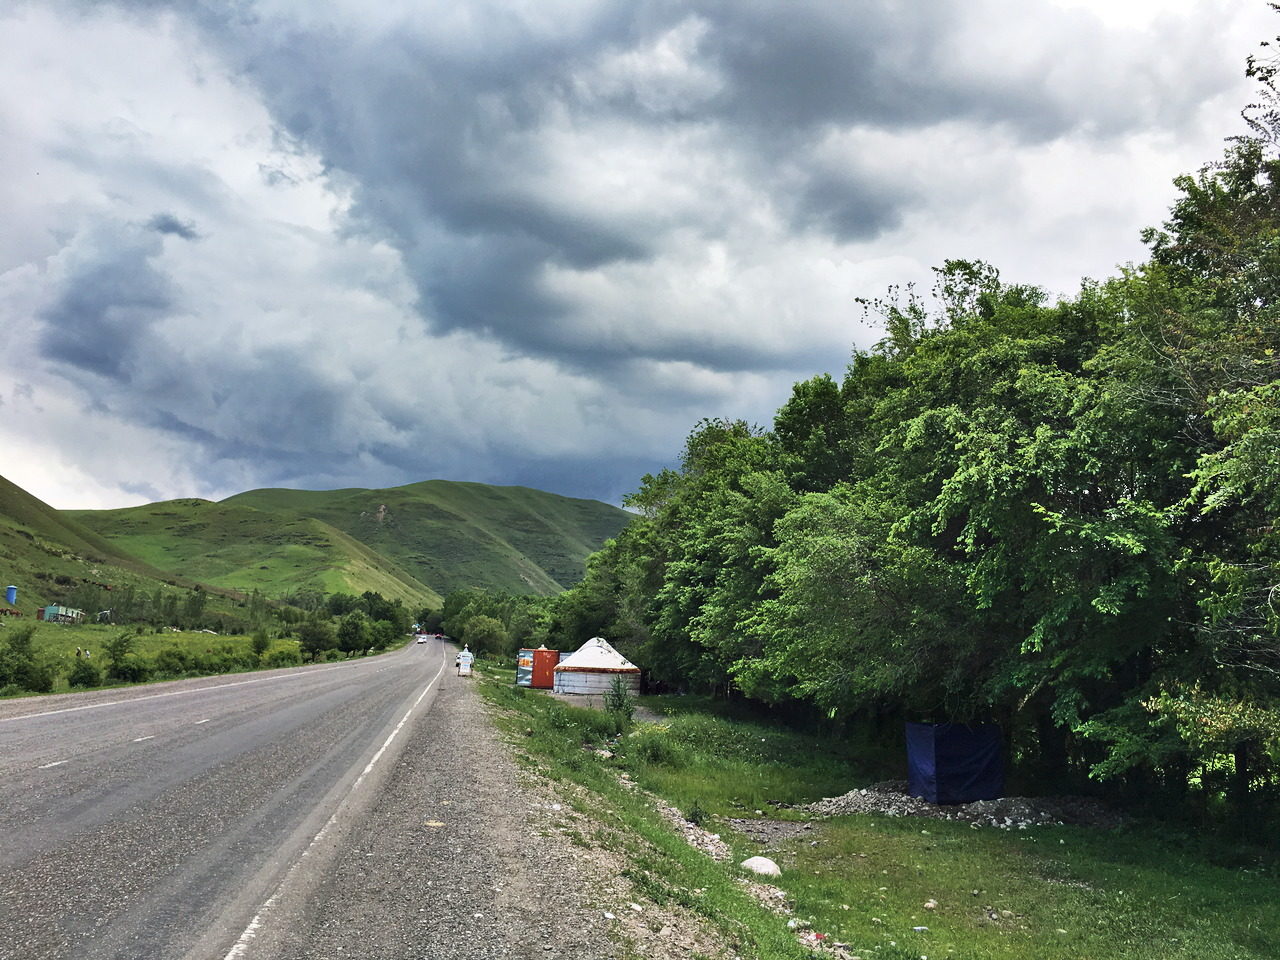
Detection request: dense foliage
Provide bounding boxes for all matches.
[537,48,1280,826]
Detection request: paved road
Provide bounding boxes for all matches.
[0,641,448,960]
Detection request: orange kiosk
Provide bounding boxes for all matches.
[531,647,561,689]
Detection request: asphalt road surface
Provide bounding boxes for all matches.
[0,640,449,960]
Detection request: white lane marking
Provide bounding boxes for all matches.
[194,719,211,725]
[222,651,447,959]
[132,736,155,742]
[0,655,403,725]
[38,760,67,769]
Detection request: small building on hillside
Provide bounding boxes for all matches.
[38,605,84,624]
[552,637,641,696]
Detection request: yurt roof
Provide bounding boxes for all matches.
[553,637,640,674]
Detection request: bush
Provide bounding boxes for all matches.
[263,647,302,668]
[12,660,55,693]
[0,624,51,692]
[369,619,399,651]
[68,658,102,688]
[152,647,194,678]
[108,655,151,684]
[686,798,709,827]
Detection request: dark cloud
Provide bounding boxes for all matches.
[112,0,1230,376]
[794,168,909,242]
[38,225,173,382]
[146,212,200,239]
[9,0,1267,507]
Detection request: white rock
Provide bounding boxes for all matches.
[740,856,781,877]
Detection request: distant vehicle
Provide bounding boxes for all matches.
[415,634,429,644]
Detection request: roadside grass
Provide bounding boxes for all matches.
[476,670,815,959]
[476,668,1280,960]
[775,815,1277,960]
[627,695,894,817]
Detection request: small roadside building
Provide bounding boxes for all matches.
[552,637,641,696]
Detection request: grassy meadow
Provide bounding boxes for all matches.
[477,665,1278,960]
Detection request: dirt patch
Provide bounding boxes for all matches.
[724,818,818,847]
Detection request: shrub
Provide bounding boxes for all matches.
[13,660,55,693]
[68,658,102,688]
[108,655,151,684]
[263,647,302,669]
[604,675,636,725]
[152,647,194,677]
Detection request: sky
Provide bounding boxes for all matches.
[1,0,1275,509]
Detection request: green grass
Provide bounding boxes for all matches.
[64,479,629,605]
[224,479,631,596]
[0,474,197,616]
[68,497,441,607]
[6,621,303,695]
[475,671,1280,960]
[776,816,1276,960]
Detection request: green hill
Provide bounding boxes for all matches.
[64,479,630,605]
[68,498,442,608]
[0,474,202,618]
[223,480,631,597]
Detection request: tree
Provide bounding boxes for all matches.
[337,611,368,655]
[251,627,271,660]
[461,614,508,656]
[369,619,399,651]
[297,619,336,660]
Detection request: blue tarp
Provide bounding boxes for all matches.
[906,722,1004,805]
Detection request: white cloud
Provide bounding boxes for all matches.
[1,0,1277,509]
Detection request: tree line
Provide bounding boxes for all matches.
[530,41,1280,828]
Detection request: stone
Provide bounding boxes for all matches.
[740,856,781,877]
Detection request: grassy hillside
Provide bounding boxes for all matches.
[224,479,631,596]
[69,498,441,608]
[65,479,629,605]
[0,474,209,618]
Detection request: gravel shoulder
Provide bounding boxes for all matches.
[250,670,679,960]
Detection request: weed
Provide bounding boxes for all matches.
[686,798,709,827]
[604,675,636,724]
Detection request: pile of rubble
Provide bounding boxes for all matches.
[800,780,1123,830]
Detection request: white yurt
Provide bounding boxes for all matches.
[552,637,641,695]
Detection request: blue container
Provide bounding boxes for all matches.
[906,722,1004,805]
[4,585,15,605]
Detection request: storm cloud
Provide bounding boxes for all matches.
[0,0,1273,508]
